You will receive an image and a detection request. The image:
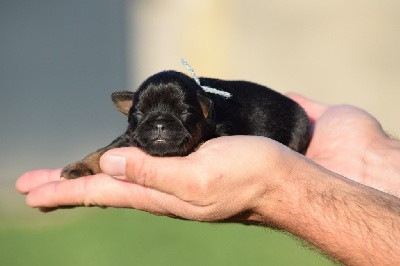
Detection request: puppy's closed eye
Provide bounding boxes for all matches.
[132,111,144,122]
[180,108,202,123]
[180,111,192,120]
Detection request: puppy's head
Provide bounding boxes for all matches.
[112,71,213,156]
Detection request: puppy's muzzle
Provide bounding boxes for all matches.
[130,114,192,156]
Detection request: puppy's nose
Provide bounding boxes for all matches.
[156,123,165,132]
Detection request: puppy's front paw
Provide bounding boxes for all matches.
[61,162,95,179]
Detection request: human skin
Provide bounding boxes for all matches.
[16,94,400,265]
[289,93,400,196]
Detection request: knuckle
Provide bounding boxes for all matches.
[81,176,95,207]
[187,173,208,198]
[131,154,157,187]
[185,170,218,205]
[189,204,221,222]
[80,175,104,207]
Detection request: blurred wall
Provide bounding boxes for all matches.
[3,0,400,206]
[0,0,129,192]
[130,0,400,136]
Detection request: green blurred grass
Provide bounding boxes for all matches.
[0,208,334,266]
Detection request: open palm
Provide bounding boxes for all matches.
[289,93,400,195]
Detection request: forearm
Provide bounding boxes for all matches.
[257,158,400,265]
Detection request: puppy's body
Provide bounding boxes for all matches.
[61,71,310,179]
[199,77,309,152]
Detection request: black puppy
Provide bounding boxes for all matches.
[61,70,310,179]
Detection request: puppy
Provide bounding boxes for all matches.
[61,70,310,179]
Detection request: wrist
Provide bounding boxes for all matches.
[364,135,400,196]
[249,149,400,265]
[248,152,309,226]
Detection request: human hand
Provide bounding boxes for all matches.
[16,136,300,222]
[16,95,400,265]
[288,93,400,196]
[17,93,400,216]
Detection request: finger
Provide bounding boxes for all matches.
[16,169,63,194]
[26,173,165,211]
[26,173,201,219]
[100,147,201,199]
[286,92,329,121]
[26,174,133,208]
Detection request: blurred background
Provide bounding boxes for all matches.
[1,0,400,265]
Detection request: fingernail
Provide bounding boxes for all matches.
[101,154,126,177]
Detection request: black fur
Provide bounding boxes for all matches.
[61,70,310,179]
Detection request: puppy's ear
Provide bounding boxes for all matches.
[111,91,134,116]
[197,93,213,118]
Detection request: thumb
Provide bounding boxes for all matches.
[100,147,199,196]
[286,92,329,121]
